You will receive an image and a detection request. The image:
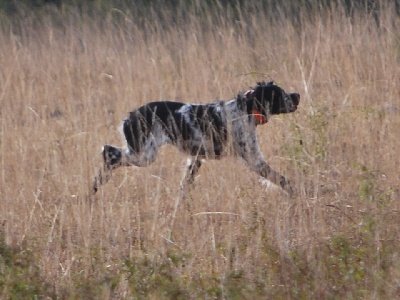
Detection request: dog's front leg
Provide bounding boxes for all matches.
[238,134,294,196]
[249,158,294,196]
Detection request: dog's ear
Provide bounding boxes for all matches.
[244,89,255,99]
[255,81,274,87]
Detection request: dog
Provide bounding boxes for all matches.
[92,81,300,196]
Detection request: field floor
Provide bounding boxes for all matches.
[0,1,400,298]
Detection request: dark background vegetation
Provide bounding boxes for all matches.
[1,0,398,17]
[1,0,398,36]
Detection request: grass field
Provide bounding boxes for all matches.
[0,1,400,298]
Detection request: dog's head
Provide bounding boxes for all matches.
[244,81,300,123]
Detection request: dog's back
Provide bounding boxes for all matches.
[123,101,185,153]
[123,100,229,158]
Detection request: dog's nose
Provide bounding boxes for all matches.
[291,93,300,106]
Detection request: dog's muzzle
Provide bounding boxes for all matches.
[284,93,300,113]
[290,93,300,109]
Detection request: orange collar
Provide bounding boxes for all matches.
[252,109,268,125]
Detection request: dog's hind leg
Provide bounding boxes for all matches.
[180,158,202,186]
[169,157,202,240]
[186,158,202,183]
[178,158,202,202]
[92,139,160,193]
[92,145,124,194]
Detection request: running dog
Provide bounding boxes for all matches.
[93,81,300,196]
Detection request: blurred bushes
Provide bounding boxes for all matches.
[0,233,55,298]
[1,0,398,37]
[0,0,398,19]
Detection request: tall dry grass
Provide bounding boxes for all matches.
[0,1,399,298]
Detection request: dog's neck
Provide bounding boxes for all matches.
[237,94,269,125]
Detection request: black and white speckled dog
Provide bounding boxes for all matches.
[93,81,300,195]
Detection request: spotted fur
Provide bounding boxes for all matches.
[93,81,300,195]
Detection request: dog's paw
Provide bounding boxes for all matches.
[282,179,296,198]
[92,176,99,194]
[259,177,296,197]
[259,178,280,191]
